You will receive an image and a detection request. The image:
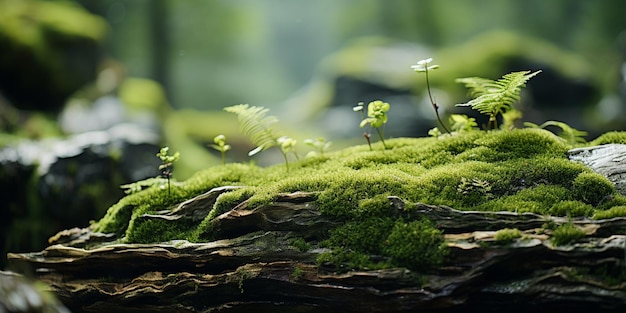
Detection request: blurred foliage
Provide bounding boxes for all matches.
[0,0,107,111]
[74,0,626,113]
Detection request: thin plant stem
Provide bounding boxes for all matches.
[363,132,372,151]
[424,69,450,134]
[375,127,388,149]
[489,114,498,130]
[281,151,290,171]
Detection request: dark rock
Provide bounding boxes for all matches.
[0,124,161,268]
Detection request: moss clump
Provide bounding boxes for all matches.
[549,201,594,217]
[552,223,586,246]
[94,163,255,238]
[589,131,626,145]
[593,205,626,219]
[494,228,523,244]
[381,219,447,269]
[472,128,570,162]
[91,128,625,272]
[126,217,196,244]
[290,238,312,252]
[572,172,615,205]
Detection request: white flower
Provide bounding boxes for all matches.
[411,58,439,72]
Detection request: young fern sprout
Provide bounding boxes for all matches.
[359,100,390,150]
[412,58,450,133]
[304,137,332,156]
[224,104,296,171]
[210,134,231,165]
[156,146,180,196]
[456,70,541,129]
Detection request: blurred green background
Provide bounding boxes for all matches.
[3,0,626,169]
[1,0,626,268]
[81,0,626,112]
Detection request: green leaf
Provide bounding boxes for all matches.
[524,120,587,144]
[224,104,281,156]
[456,70,541,126]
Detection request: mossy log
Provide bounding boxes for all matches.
[7,130,626,312]
[8,189,626,312]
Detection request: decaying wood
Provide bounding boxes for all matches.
[8,186,626,312]
[6,145,626,312]
[569,144,626,195]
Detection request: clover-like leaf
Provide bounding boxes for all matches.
[411,58,440,72]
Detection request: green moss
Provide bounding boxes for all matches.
[208,187,255,220]
[552,223,586,246]
[593,206,626,219]
[473,128,570,161]
[381,219,448,269]
[589,131,626,145]
[481,185,570,214]
[290,238,312,252]
[572,172,615,205]
[94,163,255,237]
[549,201,594,217]
[92,128,623,270]
[323,217,397,255]
[494,228,523,244]
[126,217,196,244]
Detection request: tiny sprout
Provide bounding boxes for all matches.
[210,134,231,165]
[156,146,180,195]
[277,136,299,170]
[359,100,390,149]
[449,114,478,133]
[428,127,442,138]
[410,58,440,72]
[411,57,449,134]
[353,102,372,150]
[304,137,332,156]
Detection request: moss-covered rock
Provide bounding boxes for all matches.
[9,127,626,312]
[90,128,626,272]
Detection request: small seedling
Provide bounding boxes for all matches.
[428,127,442,138]
[412,58,450,133]
[353,102,373,150]
[449,114,478,133]
[277,136,299,168]
[210,134,231,165]
[157,146,180,195]
[304,137,332,156]
[357,100,391,150]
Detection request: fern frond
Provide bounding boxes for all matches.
[224,104,279,156]
[454,77,493,98]
[457,70,540,114]
[456,70,541,129]
[524,120,587,144]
